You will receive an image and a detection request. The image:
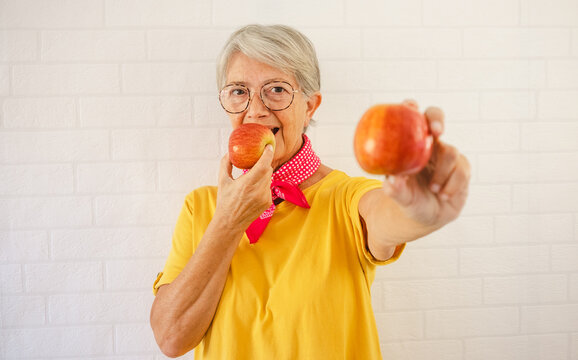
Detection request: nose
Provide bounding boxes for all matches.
[245,91,270,120]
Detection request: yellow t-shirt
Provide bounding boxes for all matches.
[154,170,405,360]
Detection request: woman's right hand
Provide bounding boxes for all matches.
[215,144,275,232]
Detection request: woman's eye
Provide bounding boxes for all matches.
[266,86,288,96]
[231,88,247,96]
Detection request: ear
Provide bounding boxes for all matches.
[304,92,322,128]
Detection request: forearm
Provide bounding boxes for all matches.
[150,214,245,357]
[361,189,440,249]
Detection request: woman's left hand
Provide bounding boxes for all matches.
[381,100,471,230]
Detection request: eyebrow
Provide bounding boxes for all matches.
[225,78,291,87]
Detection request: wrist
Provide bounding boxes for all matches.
[209,211,247,240]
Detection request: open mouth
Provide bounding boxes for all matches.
[271,127,280,135]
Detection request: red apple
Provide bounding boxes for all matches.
[228,123,276,169]
[353,103,433,175]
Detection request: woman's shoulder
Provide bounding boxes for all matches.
[183,185,218,208]
[186,185,217,197]
[320,168,379,185]
[300,163,333,190]
[308,167,381,195]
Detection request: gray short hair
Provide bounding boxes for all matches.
[216,24,321,97]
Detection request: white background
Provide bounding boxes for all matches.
[1,0,578,359]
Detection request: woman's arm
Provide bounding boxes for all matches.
[359,105,471,261]
[150,146,274,357]
[150,216,245,357]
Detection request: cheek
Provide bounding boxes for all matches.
[282,113,306,134]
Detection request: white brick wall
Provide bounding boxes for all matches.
[3,97,77,128]
[0,0,577,359]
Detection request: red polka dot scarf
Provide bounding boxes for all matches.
[246,134,320,244]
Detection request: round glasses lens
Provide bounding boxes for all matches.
[261,82,294,111]
[220,84,249,113]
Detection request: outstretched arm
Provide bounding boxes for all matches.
[359,103,471,261]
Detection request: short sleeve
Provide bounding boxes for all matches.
[345,177,406,267]
[153,196,194,295]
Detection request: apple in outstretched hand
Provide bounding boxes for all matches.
[228,123,276,169]
[353,103,433,175]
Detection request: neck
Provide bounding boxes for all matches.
[273,136,305,172]
[299,163,333,190]
[271,134,319,185]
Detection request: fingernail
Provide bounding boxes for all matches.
[430,183,440,193]
[440,193,449,201]
[265,144,274,152]
[431,121,443,134]
[387,175,396,185]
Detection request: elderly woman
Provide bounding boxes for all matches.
[150,24,470,359]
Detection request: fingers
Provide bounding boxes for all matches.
[218,152,233,185]
[382,175,413,207]
[402,98,419,111]
[402,100,444,138]
[438,154,471,201]
[428,142,471,201]
[216,148,273,227]
[428,142,458,195]
[239,145,274,214]
[424,106,444,138]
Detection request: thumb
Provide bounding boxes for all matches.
[382,175,414,207]
[254,144,275,169]
[244,144,274,181]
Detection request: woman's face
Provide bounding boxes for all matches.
[223,52,321,170]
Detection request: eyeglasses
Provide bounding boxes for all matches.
[219,81,300,114]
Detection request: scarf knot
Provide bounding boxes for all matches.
[245,134,319,243]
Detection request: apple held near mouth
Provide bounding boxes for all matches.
[228,123,276,169]
[354,103,433,176]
